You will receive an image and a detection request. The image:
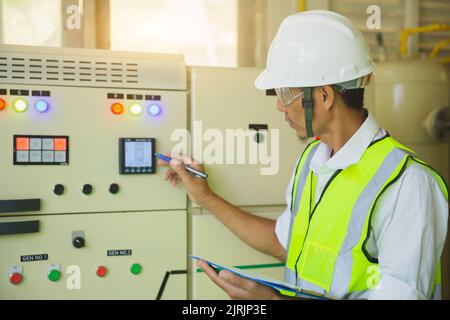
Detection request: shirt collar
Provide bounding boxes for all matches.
[310,111,382,173]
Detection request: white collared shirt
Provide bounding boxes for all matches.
[275,111,448,299]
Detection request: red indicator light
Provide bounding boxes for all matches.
[9,272,23,285]
[96,266,108,277]
[111,103,124,115]
[54,138,67,151]
[16,137,29,150]
[0,98,6,111]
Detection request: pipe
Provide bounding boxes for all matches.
[298,0,306,12]
[441,57,450,65]
[400,24,450,58]
[429,39,450,61]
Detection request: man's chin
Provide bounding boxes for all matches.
[296,130,308,140]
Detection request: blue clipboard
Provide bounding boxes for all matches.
[190,255,336,300]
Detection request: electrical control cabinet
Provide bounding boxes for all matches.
[188,67,305,299]
[189,67,306,207]
[0,45,187,299]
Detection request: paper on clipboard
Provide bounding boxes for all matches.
[190,255,334,300]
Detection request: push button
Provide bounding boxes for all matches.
[8,266,24,285]
[48,270,60,282]
[53,184,65,195]
[96,266,108,277]
[9,272,23,285]
[130,263,142,275]
[47,264,61,282]
[82,184,93,195]
[109,183,119,194]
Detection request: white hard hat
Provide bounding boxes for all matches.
[255,10,375,90]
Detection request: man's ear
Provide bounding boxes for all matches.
[318,86,335,111]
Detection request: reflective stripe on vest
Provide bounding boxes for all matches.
[284,136,448,299]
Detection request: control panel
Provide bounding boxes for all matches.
[0,45,187,299]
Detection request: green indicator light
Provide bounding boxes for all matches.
[130,263,142,275]
[48,269,61,282]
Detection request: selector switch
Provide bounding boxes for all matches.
[53,184,65,195]
[72,236,85,249]
[109,183,120,194]
[82,184,93,195]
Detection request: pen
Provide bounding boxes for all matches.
[154,152,208,179]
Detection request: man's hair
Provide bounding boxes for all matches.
[337,88,365,110]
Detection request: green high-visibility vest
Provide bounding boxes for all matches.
[284,135,448,299]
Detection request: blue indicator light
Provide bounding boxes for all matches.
[35,100,49,113]
[148,104,161,116]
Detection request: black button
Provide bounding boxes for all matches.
[53,184,65,195]
[109,183,120,194]
[72,237,85,249]
[82,184,93,195]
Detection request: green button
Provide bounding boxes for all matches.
[48,269,61,282]
[130,263,142,275]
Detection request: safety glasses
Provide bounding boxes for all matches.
[275,87,304,106]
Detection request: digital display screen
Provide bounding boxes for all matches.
[119,138,155,174]
[125,141,152,168]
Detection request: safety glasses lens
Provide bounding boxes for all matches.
[275,88,303,106]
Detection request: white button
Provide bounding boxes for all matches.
[29,138,42,150]
[42,151,54,162]
[16,151,29,162]
[29,151,42,162]
[54,151,66,163]
[42,138,54,150]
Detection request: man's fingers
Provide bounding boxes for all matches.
[170,154,205,172]
[217,270,256,290]
[196,261,251,300]
[169,159,191,181]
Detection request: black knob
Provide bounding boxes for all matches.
[72,237,85,249]
[109,183,120,194]
[53,184,65,195]
[82,184,93,195]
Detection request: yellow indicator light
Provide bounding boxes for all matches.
[129,102,143,116]
[13,99,28,113]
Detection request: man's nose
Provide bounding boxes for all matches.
[276,99,287,112]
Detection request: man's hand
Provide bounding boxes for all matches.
[158,154,215,207]
[196,260,283,300]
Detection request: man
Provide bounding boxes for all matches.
[160,11,448,299]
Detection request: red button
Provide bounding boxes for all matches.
[96,266,108,277]
[54,138,67,151]
[0,98,6,111]
[9,272,23,285]
[16,137,29,150]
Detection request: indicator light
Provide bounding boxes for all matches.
[54,138,67,151]
[148,104,161,116]
[0,98,6,111]
[16,137,29,150]
[9,272,23,285]
[96,265,108,277]
[129,102,143,116]
[35,100,49,113]
[13,99,28,113]
[48,269,61,282]
[130,263,142,275]
[111,102,124,115]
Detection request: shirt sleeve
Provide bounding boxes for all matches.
[368,162,448,300]
[275,156,301,249]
